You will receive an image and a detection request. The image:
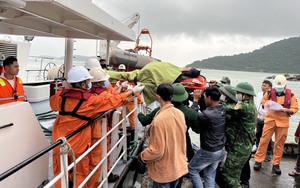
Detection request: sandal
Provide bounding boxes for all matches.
[288,171,300,176]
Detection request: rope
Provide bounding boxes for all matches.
[58,137,77,188]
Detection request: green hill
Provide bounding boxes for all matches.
[187,36,300,74]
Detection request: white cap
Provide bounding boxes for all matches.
[67,67,93,83]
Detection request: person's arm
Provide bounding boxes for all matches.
[140,119,165,162]
[190,111,208,134]
[191,89,202,112]
[138,107,160,126]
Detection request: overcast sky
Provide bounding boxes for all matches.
[29,0,300,67]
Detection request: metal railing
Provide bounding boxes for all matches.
[0,96,145,188]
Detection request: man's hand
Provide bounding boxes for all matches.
[193,89,202,102]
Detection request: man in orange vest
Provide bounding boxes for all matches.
[0,56,25,104]
[50,67,144,187]
[254,75,298,175]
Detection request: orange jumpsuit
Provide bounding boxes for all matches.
[0,76,25,104]
[50,88,128,188]
[87,87,125,188]
[124,93,143,128]
[255,90,298,165]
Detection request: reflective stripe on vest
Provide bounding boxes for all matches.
[0,77,25,101]
[270,88,291,109]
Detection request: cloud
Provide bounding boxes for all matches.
[97,0,300,37]
[28,1,300,67]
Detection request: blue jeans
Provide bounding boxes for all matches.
[188,147,225,188]
[153,178,181,188]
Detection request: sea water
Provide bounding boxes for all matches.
[25,59,300,143]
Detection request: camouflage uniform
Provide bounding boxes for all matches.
[218,100,257,188]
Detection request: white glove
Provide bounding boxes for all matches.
[116,81,121,87]
[122,81,128,88]
[127,84,133,91]
[133,84,145,93]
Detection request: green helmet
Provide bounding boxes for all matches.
[234,82,256,96]
[216,82,224,88]
[220,86,237,102]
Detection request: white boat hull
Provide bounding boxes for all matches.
[0,102,49,188]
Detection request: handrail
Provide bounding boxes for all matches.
[0,108,115,182]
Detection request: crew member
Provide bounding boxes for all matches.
[0,56,25,104]
[254,75,298,175]
[87,67,144,185]
[50,66,144,187]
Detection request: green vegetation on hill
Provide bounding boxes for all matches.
[187,36,300,74]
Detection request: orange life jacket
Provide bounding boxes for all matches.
[0,76,25,104]
[180,75,207,90]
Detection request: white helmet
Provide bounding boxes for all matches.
[84,57,102,70]
[89,67,110,82]
[274,75,287,88]
[118,64,126,70]
[67,66,93,83]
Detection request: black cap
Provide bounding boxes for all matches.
[154,83,173,101]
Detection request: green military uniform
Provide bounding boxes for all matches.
[218,83,257,188]
[138,107,160,126]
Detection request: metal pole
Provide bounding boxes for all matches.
[64,38,74,79]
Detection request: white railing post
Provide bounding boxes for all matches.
[59,137,69,188]
[134,96,139,141]
[121,105,127,161]
[101,117,108,188]
[110,110,121,166]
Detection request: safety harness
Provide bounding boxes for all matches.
[269,88,292,109]
[59,89,93,121]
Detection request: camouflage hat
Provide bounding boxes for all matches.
[220,76,231,84]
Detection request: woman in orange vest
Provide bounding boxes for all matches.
[50,67,144,188]
[0,56,25,105]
